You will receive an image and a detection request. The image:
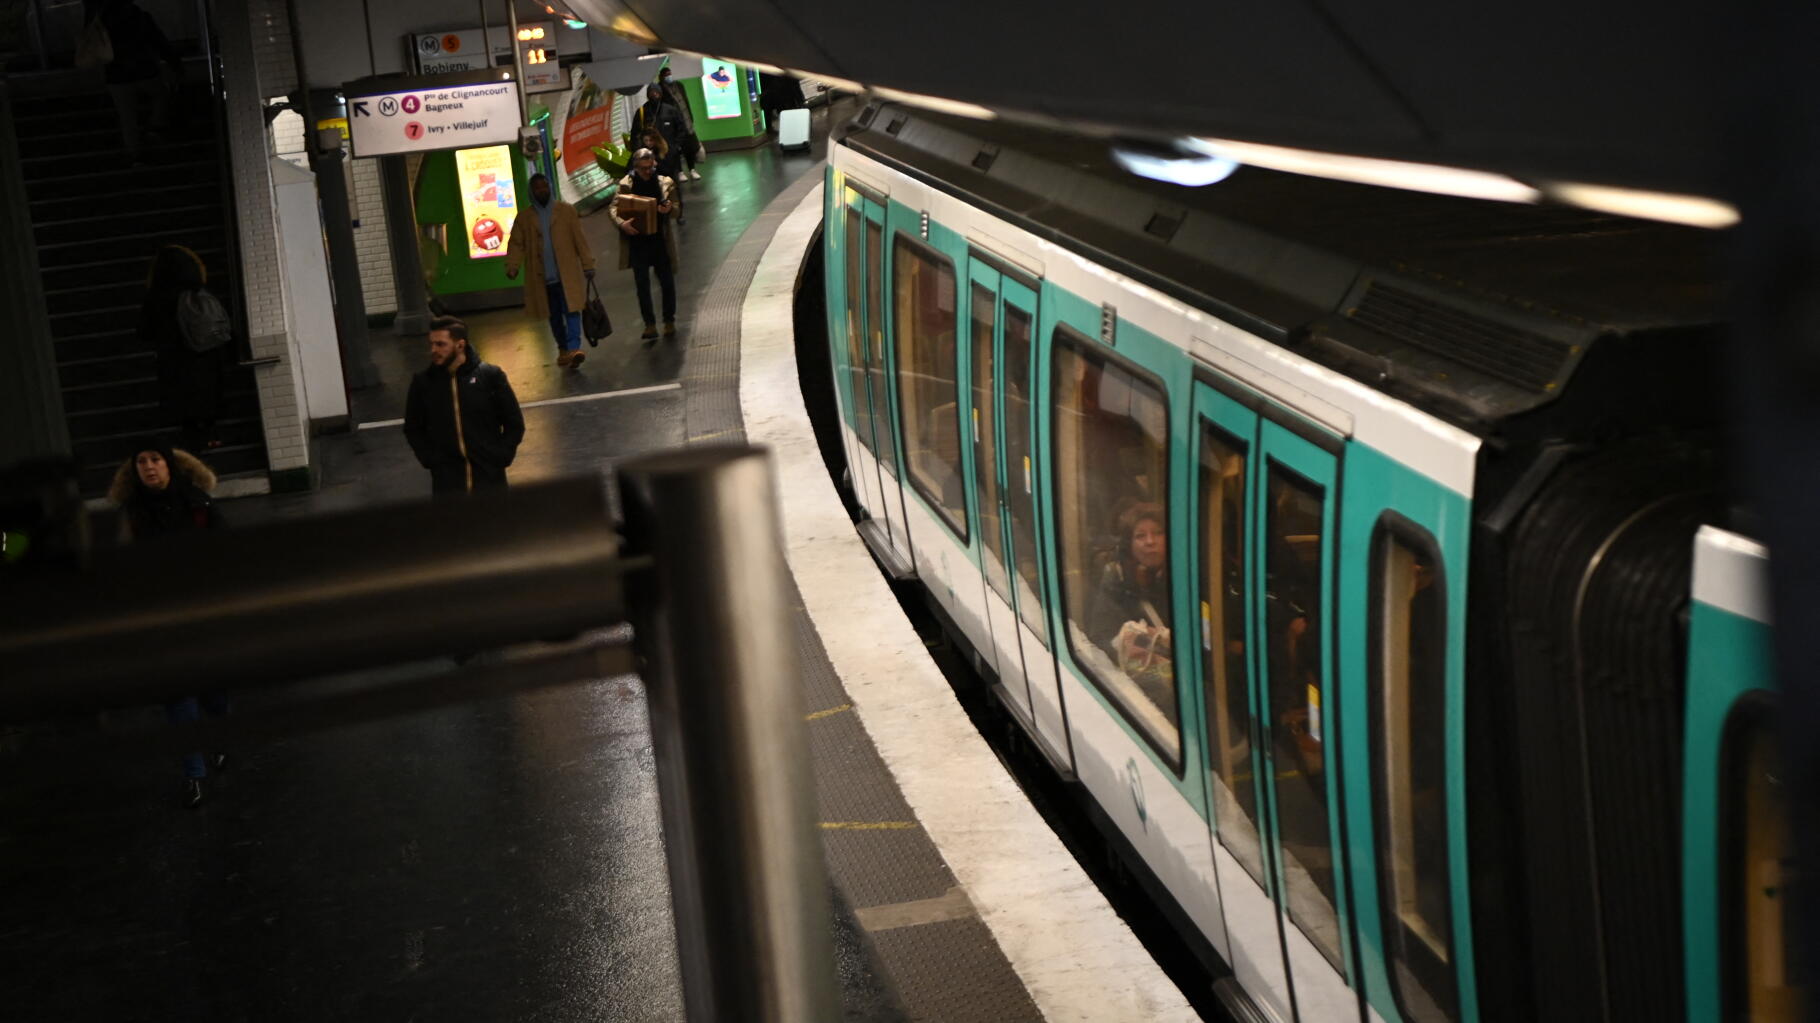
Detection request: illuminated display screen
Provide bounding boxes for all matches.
[456,145,517,259]
[701,59,742,120]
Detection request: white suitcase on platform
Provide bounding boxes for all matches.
[777,108,810,151]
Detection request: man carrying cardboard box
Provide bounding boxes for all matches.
[610,149,680,341]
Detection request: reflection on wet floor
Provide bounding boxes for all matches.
[0,109,882,1020]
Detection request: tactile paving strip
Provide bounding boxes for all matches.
[680,167,1042,1021]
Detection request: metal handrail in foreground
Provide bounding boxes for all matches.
[0,447,840,1023]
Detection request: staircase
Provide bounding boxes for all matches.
[12,84,268,496]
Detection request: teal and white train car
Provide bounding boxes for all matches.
[813,103,1794,1023]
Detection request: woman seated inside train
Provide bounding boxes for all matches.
[1087,502,1173,699]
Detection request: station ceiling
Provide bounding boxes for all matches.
[563,0,1770,203]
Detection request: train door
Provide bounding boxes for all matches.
[863,198,916,572]
[838,190,886,525]
[998,275,1071,764]
[1191,380,1296,1022]
[1337,441,1476,1023]
[1252,415,1359,1021]
[967,260,1028,715]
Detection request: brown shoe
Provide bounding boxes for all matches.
[556,350,575,368]
[568,350,585,369]
[662,321,677,337]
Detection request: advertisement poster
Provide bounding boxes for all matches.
[456,145,517,259]
[701,59,742,120]
[562,70,615,174]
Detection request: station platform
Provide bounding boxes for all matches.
[1,102,1196,1022]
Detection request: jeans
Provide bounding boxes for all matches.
[631,250,676,325]
[167,692,230,779]
[109,77,169,161]
[545,280,582,352]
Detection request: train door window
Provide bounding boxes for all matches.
[845,211,874,454]
[1002,304,1047,646]
[1053,329,1180,764]
[1264,464,1343,968]
[893,235,966,540]
[1727,704,1802,1021]
[1371,523,1457,1023]
[1199,421,1266,886]
[866,221,896,476]
[972,283,1010,600]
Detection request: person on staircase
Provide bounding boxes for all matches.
[109,443,229,808]
[504,173,596,369]
[610,149,680,343]
[90,0,183,164]
[139,245,231,452]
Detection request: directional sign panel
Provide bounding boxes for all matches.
[345,70,521,158]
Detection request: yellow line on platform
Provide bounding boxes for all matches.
[820,821,918,831]
[805,703,852,721]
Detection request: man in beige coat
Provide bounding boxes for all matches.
[506,173,596,368]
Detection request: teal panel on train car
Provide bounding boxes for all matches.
[1335,442,1476,1023]
[824,168,855,432]
[1683,601,1775,1022]
[883,199,981,567]
[1038,300,1208,813]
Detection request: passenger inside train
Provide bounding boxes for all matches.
[1088,501,1174,701]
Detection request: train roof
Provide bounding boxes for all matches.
[838,104,1726,427]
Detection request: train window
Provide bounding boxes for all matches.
[866,221,896,475]
[1003,304,1047,646]
[972,284,1010,600]
[1727,705,1802,1021]
[845,211,874,454]
[1371,523,1457,1023]
[893,235,967,541]
[1053,329,1180,765]
[1199,421,1267,887]
[1265,464,1342,969]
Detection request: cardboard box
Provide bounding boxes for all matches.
[618,193,659,235]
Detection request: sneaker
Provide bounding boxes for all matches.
[662,321,677,338]
[640,324,658,340]
[183,778,204,809]
[211,752,228,773]
[689,170,702,181]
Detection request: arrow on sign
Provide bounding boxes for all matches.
[351,100,370,117]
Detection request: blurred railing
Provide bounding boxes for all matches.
[0,448,840,1023]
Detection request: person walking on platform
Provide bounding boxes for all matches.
[632,85,688,169]
[140,245,232,453]
[611,149,680,342]
[403,316,525,496]
[505,173,596,369]
[109,443,230,808]
[656,66,703,181]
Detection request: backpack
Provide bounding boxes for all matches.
[74,16,113,70]
[176,289,233,353]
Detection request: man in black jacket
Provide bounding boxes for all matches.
[403,316,526,495]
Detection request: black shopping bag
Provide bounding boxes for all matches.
[583,278,611,346]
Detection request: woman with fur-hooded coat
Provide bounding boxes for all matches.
[110,443,223,541]
[111,443,228,807]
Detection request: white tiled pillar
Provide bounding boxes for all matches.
[351,158,397,316]
[217,0,312,485]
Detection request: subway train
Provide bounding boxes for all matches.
[803,103,1794,1023]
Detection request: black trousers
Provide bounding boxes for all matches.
[631,249,676,325]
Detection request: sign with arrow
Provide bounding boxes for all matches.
[342,68,521,158]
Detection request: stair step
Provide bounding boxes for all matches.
[36,226,225,269]
[56,351,157,388]
[74,416,266,466]
[40,247,227,290]
[49,306,152,339]
[35,203,226,246]
[22,158,219,195]
[31,183,225,224]
[20,139,215,173]
[68,396,262,441]
[61,377,162,414]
